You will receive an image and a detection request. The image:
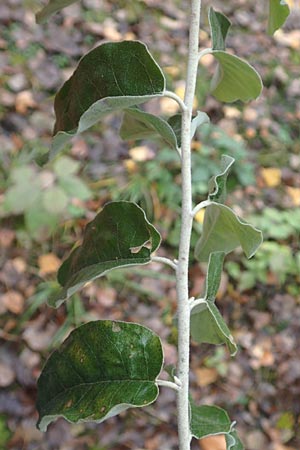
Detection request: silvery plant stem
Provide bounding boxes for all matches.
[176,0,202,449]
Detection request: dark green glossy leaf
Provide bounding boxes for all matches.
[37,320,163,431]
[120,107,179,151]
[268,0,290,35]
[194,202,263,262]
[36,0,78,23]
[208,7,231,51]
[190,399,244,449]
[208,154,235,203]
[50,41,165,159]
[191,252,237,355]
[211,51,263,103]
[51,201,161,307]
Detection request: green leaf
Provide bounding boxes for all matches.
[208,7,231,51]
[43,186,68,214]
[208,154,235,204]
[167,114,182,147]
[190,402,231,439]
[211,51,263,103]
[36,0,79,24]
[191,111,210,140]
[120,107,179,151]
[190,400,244,449]
[195,202,263,262]
[226,430,244,450]
[191,302,237,355]
[59,176,92,201]
[203,251,225,302]
[50,41,165,159]
[51,201,161,307]
[268,0,290,35]
[190,252,237,355]
[37,320,163,431]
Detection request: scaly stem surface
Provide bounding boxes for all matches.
[176,0,201,449]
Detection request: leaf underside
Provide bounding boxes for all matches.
[268,0,290,35]
[191,252,237,355]
[37,320,163,431]
[36,0,79,23]
[211,51,263,103]
[51,201,161,307]
[195,202,263,263]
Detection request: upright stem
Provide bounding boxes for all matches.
[176,1,201,449]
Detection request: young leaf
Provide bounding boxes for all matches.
[190,252,237,355]
[191,111,210,140]
[190,400,244,449]
[36,0,79,24]
[190,403,231,439]
[226,431,244,450]
[50,41,165,159]
[208,7,231,51]
[208,154,235,204]
[210,52,263,103]
[194,203,263,262]
[120,107,179,151]
[37,320,163,431]
[191,301,237,355]
[207,8,262,103]
[51,201,161,307]
[268,0,290,35]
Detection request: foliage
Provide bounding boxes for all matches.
[19,1,291,449]
[0,155,92,241]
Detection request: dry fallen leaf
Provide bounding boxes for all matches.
[38,253,61,276]
[199,434,226,450]
[286,186,300,206]
[129,145,154,162]
[194,208,206,224]
[0,362,15,387]
[195,367,219,386]
[15,90,36,114]
[1,290,25,314]
[260,167,282,188]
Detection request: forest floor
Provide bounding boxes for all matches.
[0,0,300,449]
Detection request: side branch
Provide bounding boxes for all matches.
[191,199,211,217]
[151,256,178,271]
[164,90,188,112]
[157,379,181,392]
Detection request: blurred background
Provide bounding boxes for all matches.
[0,0,300,449]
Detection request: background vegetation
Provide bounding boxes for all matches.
[0,0,299,449]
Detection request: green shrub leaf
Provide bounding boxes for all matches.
[194,203,263,262]
[50,41,165,159]
[209,7,231,51]
[190,400,244,448]
[36,0,79,23]
[37,320,163,431]
[51,201,161,307]
[208,154,235,203]
[191,252,237,355]
[268,0,290,35]
[120,107,179,151]
[210,51,263,102]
